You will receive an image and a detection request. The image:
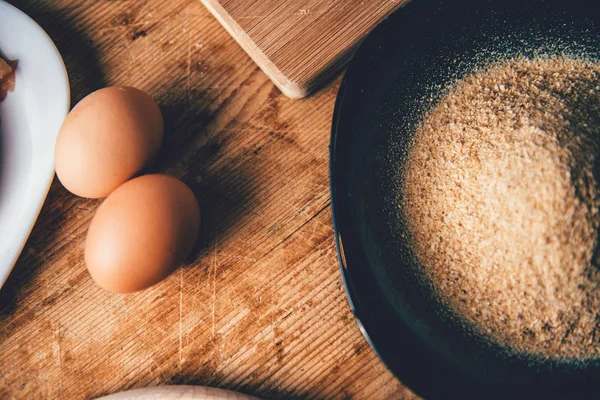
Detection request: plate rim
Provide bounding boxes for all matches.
[0,0,70,289]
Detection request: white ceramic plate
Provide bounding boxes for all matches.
[0,1,70,289]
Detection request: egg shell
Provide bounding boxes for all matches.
[85,174,200,293]
[55,86,163,198]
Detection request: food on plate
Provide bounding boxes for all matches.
[0,56,16,102]
[402,56,600,360]
[85,174,200,293]
[55,86,164,198]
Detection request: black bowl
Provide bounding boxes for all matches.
[330,0,600,398]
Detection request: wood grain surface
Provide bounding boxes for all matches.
[200,0,409,98]
[0,1,417,399]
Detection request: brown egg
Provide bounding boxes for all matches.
[55,86,163,198]
[85,174,200,293]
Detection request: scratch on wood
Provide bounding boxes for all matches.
[234,15,268,20]
[212,243,218,339]
[240,203,267,220]
[56,324,64,396]
[179,269,183,369]
[307,200,333,231]
[226,282,243,308]
[268,201,332,256]
[219,252,258,263]
[185,8,192,101]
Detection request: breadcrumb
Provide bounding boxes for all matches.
[403,56,600,360]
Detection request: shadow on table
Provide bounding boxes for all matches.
[153,94,262,266]
[26,3,108,104]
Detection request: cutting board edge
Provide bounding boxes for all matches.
[200,0,408,98]
[201,0,356,98]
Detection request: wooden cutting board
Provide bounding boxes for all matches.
[200,0,409,98]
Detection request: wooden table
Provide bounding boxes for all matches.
[0,1,416,399]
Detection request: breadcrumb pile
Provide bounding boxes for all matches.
[403,56,600,359]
